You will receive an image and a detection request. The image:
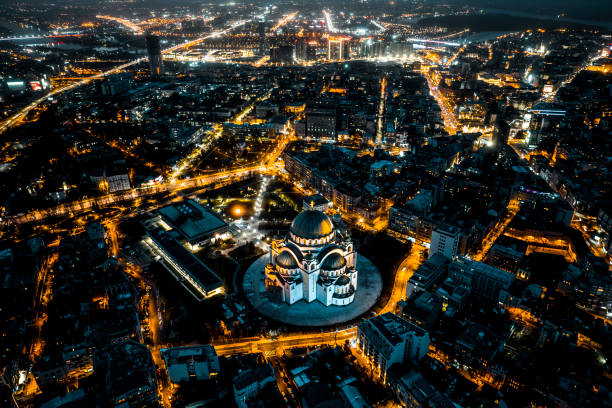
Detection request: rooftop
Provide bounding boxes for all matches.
[158,199,227,243]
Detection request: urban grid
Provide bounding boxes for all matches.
[0,0,611,407]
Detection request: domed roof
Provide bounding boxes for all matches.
[276,251,297,269]
[322,253,346,270]
[335,275,350,286]
[290,210,334,239]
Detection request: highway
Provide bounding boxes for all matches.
[270,11,298,32]
[472,197,520,261]
[0,33,87,41]
[375,76,387,146]
[96,15,144,34]
[9,166,263,224]
[424,68,459,134]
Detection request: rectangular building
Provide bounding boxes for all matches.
[161,345,219,384]
[145,229,224,301]
[357,313,430,376]
[405,254,449,298]
[157,199,229,248]
[429,224,461,260]
[449,258,514,302]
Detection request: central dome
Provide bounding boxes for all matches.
[290,210,334,239]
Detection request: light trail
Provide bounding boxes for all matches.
[96,15,143,34]
[408,38,461,47]
[0,34,88,41]
[9,166,263,225]
[270,11,298,32]
[322,10,337,33]
[169,89,271,181]
[375,76,387,146]
[213,328,357,356]
[371,20,386,32]
[445,44,465,67]
[379,243,425,314]
[253,55,269,67]
[423,68,459,134]
[471,198,520,261]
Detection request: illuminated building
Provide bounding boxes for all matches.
[156,199,229,248]
[145,229,224,301]
[302,194,331,212]
[295,38,317,62]
[266,209,358,306]
[145,33,163,79]
[327,36,350,61]
[526,103,566,148]
[357,313,430,375]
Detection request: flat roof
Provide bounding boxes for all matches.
[147,229,222,293]
[158,199,227,243]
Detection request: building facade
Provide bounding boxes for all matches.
[429,224,461,259]
[357,313,430,376]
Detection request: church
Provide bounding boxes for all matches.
[265,209,358,306]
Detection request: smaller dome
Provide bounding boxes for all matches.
[335,275,350,286]
[276,251,297,269]
[322,253,346,270]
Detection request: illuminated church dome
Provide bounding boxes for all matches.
[266,210,358,307]
[276,250,298,269]
[322,252,346,270]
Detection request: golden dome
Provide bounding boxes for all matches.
[277,250,298,268]
[322,253,346,270]
[290,210,334,239]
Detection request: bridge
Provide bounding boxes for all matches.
[0,33,87,41]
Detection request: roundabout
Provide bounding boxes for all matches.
[243,253,383,327]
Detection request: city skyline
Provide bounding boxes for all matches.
[0,1,610,407]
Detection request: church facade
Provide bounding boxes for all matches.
[265,210,358,306]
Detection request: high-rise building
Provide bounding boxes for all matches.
[492,120,509,150]
[269,45,293,65]
[429,224,461,259]
[257,21,267,55]
[328,36,350,60]
[306,42,317,61]
[145,33,163,79]
[295,38,307,62]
